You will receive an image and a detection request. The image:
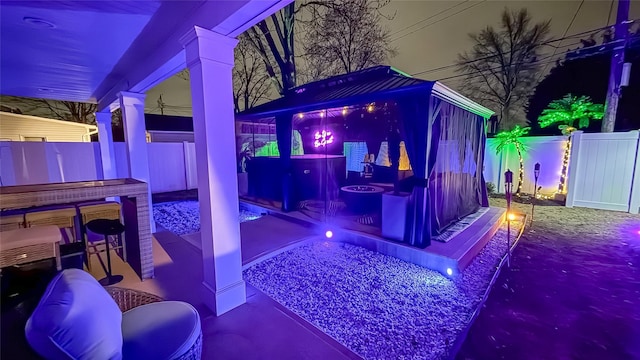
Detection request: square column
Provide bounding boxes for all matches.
[119,91,155,234]
[95,110,117,180]
[181,26,245,315]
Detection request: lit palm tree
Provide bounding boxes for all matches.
[538,94,604,193]
[495,125,530,195]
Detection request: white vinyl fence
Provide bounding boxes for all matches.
[484,135,566,195]
[565,131,640,214]
[2,133,639,213]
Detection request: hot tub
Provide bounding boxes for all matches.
[340,185,385,214]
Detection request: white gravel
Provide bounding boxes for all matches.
[244,219,523,360]
[153,200,262,235]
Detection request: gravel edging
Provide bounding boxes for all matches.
[245,219,525,360]
[153,200,262,235]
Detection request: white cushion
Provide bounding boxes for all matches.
[25,269,123,360]
[122,301,200,360]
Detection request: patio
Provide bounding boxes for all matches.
[2,216,360,360]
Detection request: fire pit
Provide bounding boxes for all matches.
[340,185,385,214]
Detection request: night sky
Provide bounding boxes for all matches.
[144,0,640,116]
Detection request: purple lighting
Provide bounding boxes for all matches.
[314,130,334,147]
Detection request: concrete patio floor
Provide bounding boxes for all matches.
[88,216,360,360]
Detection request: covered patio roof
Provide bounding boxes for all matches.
[0,0,290,111]
[237,66,494,121]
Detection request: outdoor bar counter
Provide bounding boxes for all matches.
[0,178,153,280]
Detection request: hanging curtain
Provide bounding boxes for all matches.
[398,91,440,248]
[275,112,294,211]
[429,102,484,234]
[478,116,490,207]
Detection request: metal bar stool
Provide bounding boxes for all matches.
[77,202,126,273]
[86,219,125,286]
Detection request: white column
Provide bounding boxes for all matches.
[119,91,155,233]
[180,26,245,315]
[96,110,117,180]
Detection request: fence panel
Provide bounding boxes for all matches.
[566,131,639,212]
[484,136,565,195]
[184,142,198,189]
[0,141,101,186]
[147,142,187,193]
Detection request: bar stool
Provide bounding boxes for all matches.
[25,206,78,244]
[77,202,126,272]
[86,219,125,286]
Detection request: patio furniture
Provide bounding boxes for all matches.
[78,201,126,272]
[0,179,154,280]
[25,206,78,244]
[0,212,25,231]
[340,185,385,214]
[25,269,203,360]
[0,226,61,270]
[86,219,125,286]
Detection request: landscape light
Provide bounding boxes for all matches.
[325,230,333,239]
[508,213,516,221]
[367,104,375,113]
[298,113,304,119]
[342,107,348,116]
[446,268,453,276]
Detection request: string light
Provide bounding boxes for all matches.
[367,103,375,113]
[555,138,571,195]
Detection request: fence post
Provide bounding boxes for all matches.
[183,141,190,191]
[627,130,640,214]
[565,131,583,208]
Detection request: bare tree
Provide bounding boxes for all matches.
[0,96,97,124]
[302,0,396,82]
[233,34,273,113]
[456,8,550,130]
[244,3,298,95]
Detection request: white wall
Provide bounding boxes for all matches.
[484,136,566,195]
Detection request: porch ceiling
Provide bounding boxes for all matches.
[0,0,291,110]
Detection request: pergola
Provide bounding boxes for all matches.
[0,0,292,315]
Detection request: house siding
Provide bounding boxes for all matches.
[0,112,95,142]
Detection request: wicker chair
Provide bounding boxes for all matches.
[105,287,203,360]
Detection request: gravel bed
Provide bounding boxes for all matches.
[153,200,262,235]
[244,219,523,360]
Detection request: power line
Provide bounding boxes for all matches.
[389,1,469,37]
[437,38,632,84]
[539,0,585,80]
[390,0,487,43]
[607,0,615,26]
[410,20,637,77]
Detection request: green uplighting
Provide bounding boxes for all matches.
[537,94,604,193]
[495,125,530,195]
[537,94,604,136]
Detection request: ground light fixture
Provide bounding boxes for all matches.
[446,268,453,276]
[531,162,541,224]
[325,230,333,239]
[505,169,514,268]
[507,213,517,221]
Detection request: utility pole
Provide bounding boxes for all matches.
[157,94,165,115]
[602,0,630,132]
